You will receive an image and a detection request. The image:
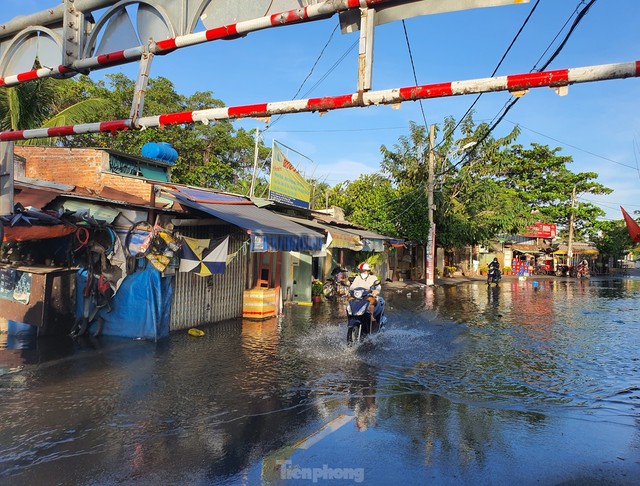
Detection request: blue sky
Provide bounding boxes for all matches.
[3,1,639,220]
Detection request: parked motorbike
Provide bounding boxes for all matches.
[322,267,350,299]
[346,280,386,345]
[487,267,501,286]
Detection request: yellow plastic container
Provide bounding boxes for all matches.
[242,288,277,320]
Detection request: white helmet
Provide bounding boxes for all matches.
[358,263,371,272]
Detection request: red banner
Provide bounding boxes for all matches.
[524,222,556,238]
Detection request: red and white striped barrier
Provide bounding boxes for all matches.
[0,0,397,88]
[1,60,638,142]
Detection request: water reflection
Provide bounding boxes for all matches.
[1,278,639,484]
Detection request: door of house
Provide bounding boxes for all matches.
[291,252,312,303]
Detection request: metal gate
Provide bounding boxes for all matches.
[170,226,248,331]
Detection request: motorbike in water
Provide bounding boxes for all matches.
[323,267,350,300]
[346,281,387,345]
[487,266,501,286]
[576,262,590,279]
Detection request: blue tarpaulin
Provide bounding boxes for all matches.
[76,264,173,341]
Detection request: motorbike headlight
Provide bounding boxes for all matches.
[353,289,364,299]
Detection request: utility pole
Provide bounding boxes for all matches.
[426,124,435,286]
[567,185,577,265]
[249,127,260,198]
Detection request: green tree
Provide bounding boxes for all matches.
[379,118,531,248]
[0,77,109,140]
[328,174,399,237]
[54,74,270,191]
[589,219,638,261]
[498,143,611,238]
[308,179,331,210]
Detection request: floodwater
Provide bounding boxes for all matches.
[1,277,639,485]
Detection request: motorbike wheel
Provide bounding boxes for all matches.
[347,325,361,345]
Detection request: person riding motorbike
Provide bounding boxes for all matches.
[489,258,500,272]
[350,263,384,329]
[488,257,501,283]
[577,258,589,277]
[350,263,380,292]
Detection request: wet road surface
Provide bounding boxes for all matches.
[1,277,639,485]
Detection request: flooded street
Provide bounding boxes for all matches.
[1,277,640,485]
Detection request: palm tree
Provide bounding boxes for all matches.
[0,77,111,144]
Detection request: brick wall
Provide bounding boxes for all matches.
[14,146,152,202]
[15,147,102,188]
[101,173,153,201]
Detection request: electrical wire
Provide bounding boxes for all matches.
[578,195,640,209]
[506,120,639,171]
[266,24,340,132]
[440,0,542,146]
[292,24,339,101]
[252,25,353,192]
[453,0,599,174]
[300,40,358,99]
[402,20,428,130]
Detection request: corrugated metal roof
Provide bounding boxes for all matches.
[14,177,169,212]
[166,187,324,253]
[309,214,392,252]
[511,244,546,254]
[14,184,60,209]
[284,215,363,251]
[554,242,599,254]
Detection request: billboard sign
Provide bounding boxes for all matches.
[268,141,311,209]
[524,222,557,239]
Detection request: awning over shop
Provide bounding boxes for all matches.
[284,216,363,251]
[511,244,545,254]
[167,187,324,253]
[339,228,390,253]
[553,242,599,256]
[330,231,364,251]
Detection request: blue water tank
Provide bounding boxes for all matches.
[141,142,178,164]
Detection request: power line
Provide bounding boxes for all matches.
[507,120,639,171]
[401,20,428,130]
[292,24,339,101]
[463,0,598,165]
[579,195,640,209]
[535,0,598,72]
[442,0,542,145]
[266,24,346,132]
[300,41,358,99]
